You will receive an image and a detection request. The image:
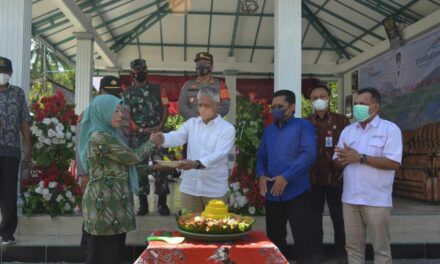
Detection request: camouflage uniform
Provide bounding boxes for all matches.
[122,83,170,197]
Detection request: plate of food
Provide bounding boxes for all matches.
[176,200,254,242]
[154,160,183,168]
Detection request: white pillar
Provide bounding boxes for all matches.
[74,32,94,114]
[224,70,237,125]
[0,0,32,99]
[274,0,302,116]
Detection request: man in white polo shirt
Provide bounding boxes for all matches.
[334,87,402,264]
[160,85,235,212]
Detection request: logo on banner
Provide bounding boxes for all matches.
[415,37,440,66]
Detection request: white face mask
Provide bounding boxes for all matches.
[0,73,11,85]
[312,99,328,111]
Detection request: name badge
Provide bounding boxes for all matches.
[325,136,333,147]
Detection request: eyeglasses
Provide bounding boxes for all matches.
[270,104,289,110]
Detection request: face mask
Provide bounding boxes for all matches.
[133,71,147,83]
[196,63,212,76]
[353,104,371,122]
[272,108,286,122]
[312,99,328,111]
[0,73,11,85]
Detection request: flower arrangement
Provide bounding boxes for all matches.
[229,97,269,215]
[22,91,82,217]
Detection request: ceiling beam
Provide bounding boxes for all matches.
[354,0,417,24]
[302,1,351,59]
[33,34,74,66]
[250,0,267,62]
[304,0,385,41]
[52,0,118,67]
[111,1,172,53]
[207,0,214,53]
[344,0,419,50]
[127,42,335,51]
[229,0,241,57]
[155,0,165,61]
[88,0,117,44]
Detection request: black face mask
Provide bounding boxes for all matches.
[196,64,212,76]
[133,71,147,83]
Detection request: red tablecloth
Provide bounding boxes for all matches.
[134,229,288,264]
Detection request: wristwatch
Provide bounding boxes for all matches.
[195,160,205,169]
[360,154,367,164]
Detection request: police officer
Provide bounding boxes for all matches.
[123,59,170,216]
[178,52,230,120]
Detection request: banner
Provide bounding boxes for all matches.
[359,27,440,130]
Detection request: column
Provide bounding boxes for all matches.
[274,0,302,116]
[0,0,32,98]
[74,32,94,114]
[224,70,237,125]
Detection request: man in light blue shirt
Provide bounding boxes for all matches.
[256,90,317,263]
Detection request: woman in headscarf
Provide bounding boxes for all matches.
[78,95,160,264]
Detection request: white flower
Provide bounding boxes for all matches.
[66,191,73,198]
[43,193,52,201]
[242,188,249,194]
[64,203,71,211]
[70,125,76,133]
[55,123,64,132]
[51,117,59,124]
[248,206,256,215]
[65,132,72,140]
[36,143,44,149]
[44,138,52,145]
[235,195,248,207]
[229,193,235,206]
[69,196,76,203]
[42,118,51,125]
[230,182,241,192]
[24,192,30,198]
[234,201,239,208]
[52,138,59,145]
[67,143,73,148]
[56,194,63,202]
[35,186,43,194]
[35,129,43,137]
[56,131,65,139]
[48,129,56,138]
[48,181,58,189]
[42,188,50,196]
[30,125,37,133]
[39,181,45,188]
[38,136,45,143]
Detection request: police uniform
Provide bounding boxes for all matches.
[178,52,230,120]
[123,60,170,215]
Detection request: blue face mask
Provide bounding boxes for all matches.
[272,108,286,122]
[353,104,371,122]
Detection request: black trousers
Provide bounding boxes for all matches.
[265,191,313,262]
[85,231,126,264]
[310,184,346,256]
[0,156,19,241]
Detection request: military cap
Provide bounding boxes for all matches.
[0,57,12,72]
[99,76,122,96]
[130,58,147,70]
[194,52,213,63]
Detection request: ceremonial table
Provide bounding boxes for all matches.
[134,229,288,264]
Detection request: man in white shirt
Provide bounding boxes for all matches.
[334,87,402,264]
[160,85,235,212]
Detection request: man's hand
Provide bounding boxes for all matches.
[335,143,361,166]
[258,176,273,197]
[149,132,164,147]
[80,176,89,191]
[270,175,288,196]
[178,160,198,170]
